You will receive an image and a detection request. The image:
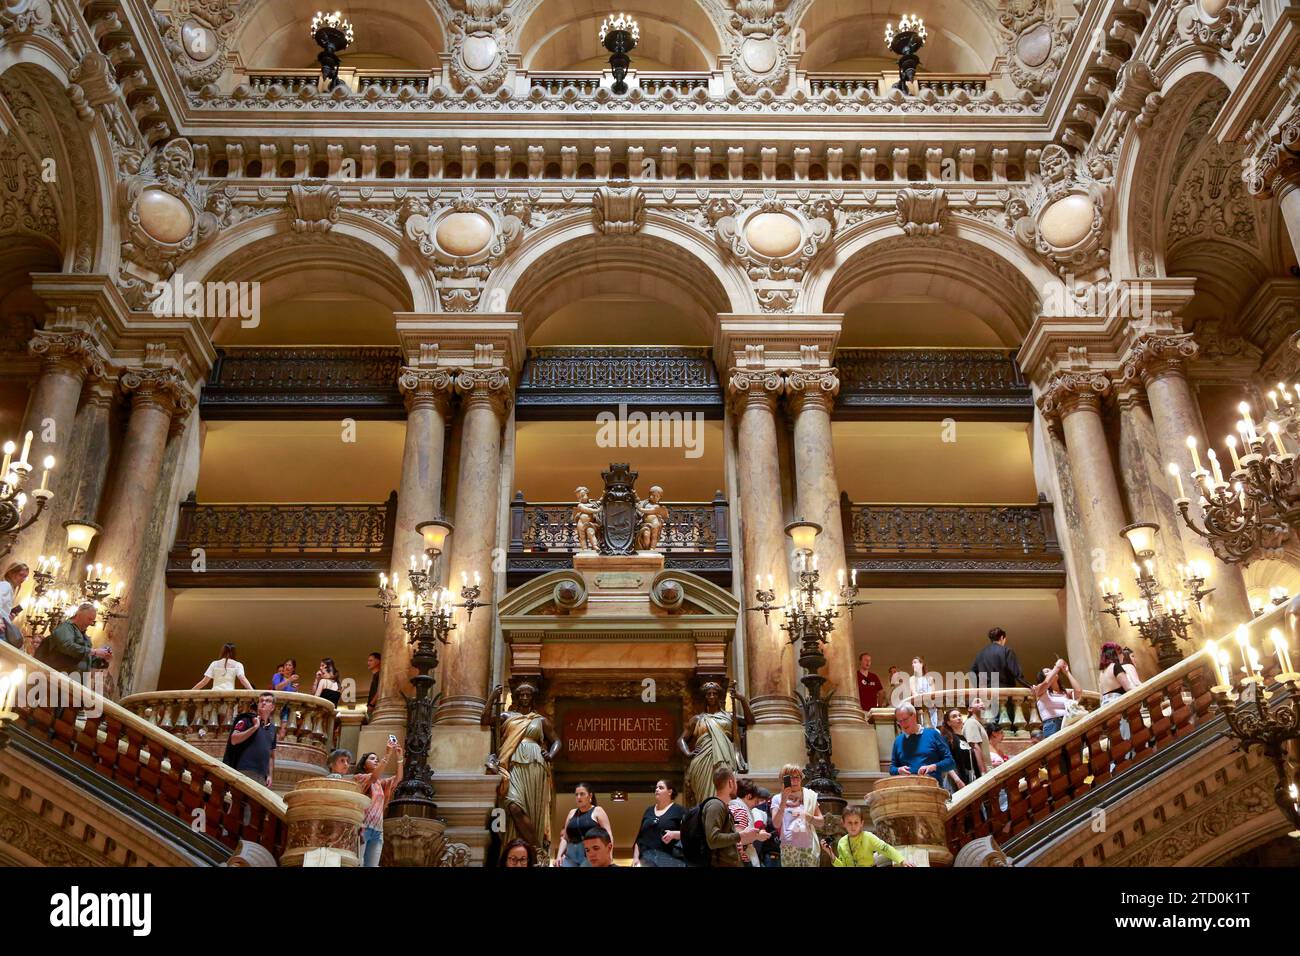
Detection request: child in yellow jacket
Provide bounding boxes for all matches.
[827,805,913,867]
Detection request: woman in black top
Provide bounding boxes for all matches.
[555,783,613,867]
[941,709,974,792]
[633,779,687,867]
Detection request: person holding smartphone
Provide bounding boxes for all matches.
[353,738,403,867]
[770,764,823,868]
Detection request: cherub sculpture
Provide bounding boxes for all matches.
[572,486,602,551]
[635,485,669,551]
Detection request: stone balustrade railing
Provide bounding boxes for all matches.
[885,686,1102,737]
[120,689,339,794]
[1,643,287,857]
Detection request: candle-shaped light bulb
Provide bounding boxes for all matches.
[1271,628,1294,675]
[850,568,857,586]
[1224,434,1242,472]
[1167,462,1185,498]
[36,455,53,493]
[1238,402,1258,443]
[0,440,12,477]
[1207,447,1224,485]
[17,430,32,467]
[837,569,845,587]
[1268,421,1287,457]
[1186,435,1202,472]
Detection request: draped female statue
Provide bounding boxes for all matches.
[677,680,753,806]
[482,682,560,861]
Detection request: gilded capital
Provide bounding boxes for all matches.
[1037,369,1111,421]
[784,368,840,415]
[1118,332,1198,387]
[120,366,196,420]
[28,329,106,380]
[397,367,455,414]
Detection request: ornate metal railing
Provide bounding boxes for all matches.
[2,643,287,859]
[166,494,397,587]
[201,346,405,418]
[835,348,1031,418]
[842,495,1064,586]
[506,492,732,585]
[516,346,723,416]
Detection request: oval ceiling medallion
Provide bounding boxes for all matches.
[137,188,194,244]
[1038,193,1094,248]
[1016,23,1053,68]
[435,211,494,257]
[745,212,803,258]
[741,36,779,75]
[462,33,499,73]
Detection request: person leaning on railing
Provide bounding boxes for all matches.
[889,702,956,782]
[192,642,254,691]
[35,602,110,672]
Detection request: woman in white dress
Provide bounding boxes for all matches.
[193,642,253,691]
[909,656,939,728]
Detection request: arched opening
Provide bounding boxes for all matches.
[236,0,447,71]
[516,0,722,72]
[794,0,1002,74]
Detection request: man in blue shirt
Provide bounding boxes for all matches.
[890,702,956,778]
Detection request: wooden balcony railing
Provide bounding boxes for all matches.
[841,495,1064,587]
[121,690,338,792]
[943,650,1219,857]
[506,492,732,585]
[1,643,287,860]
[835,348,1031,419]
[166,494,397,587]
[516,346,722,418]
[201,346,405,419]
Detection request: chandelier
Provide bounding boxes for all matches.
[1171,401,1298,565]
[371,520,487,812]
[0,431,54,559]
[884,14,927,93]
[310,10,354,91]
[1205,616,1299,837]
[28,520,125,644]
[598,13,639,94]
[0,662,22,750]
[750,519,867,805]
[1100,522,1213,671]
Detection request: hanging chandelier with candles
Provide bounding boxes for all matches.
[1205,618,1299,837]
[310,10,354,91]
[1170,400,1298,565]
[1100,522,1214,671]
[0,430,54,559]
[598,13,639,94]
[884,13,927,93]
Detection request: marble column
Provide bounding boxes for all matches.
[436,369,510,725]
[39,378,116,556]
[1121,334,1253,631]
[1039,371,1132,661]
[368,368,453,735]
[784,368,860,725]
[728,370,797,723]
[1277,172,1300,264]
[96,368,193,682]
[11,331,103,557]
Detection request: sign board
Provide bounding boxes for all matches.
[561,705,677,765]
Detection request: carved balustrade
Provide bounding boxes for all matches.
[166,494,397,587]
[201,346,405,418]
[886,686,1101,738]
[2,643,287,858]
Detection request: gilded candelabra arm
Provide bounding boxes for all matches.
[748,586,777,624]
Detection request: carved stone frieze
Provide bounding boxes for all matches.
[728,0,792,96]
[288,180,341,233]
[705,189,837,283]
[1006,144,1114,283]
[591,182,645,235]
[896,187,949,237]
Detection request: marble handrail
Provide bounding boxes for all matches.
[888,685,1102,737]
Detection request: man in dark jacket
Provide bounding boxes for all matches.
[704,765,764,867]
[970,626,1030,693]
[37,603,109,672]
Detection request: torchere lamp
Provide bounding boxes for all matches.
[749,519,867,808]
[884,14,927,93]
[1205,613,1300,838]
[0,430,54,559]
[599,13,639,94]
[310,10,354,91]
[372,518,487,823]
[29,520,125,643]
[1100,521,1213,672]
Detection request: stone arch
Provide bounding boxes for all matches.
[180,213,424,344]
[235,0,449,71]
[512,0,727,71]
[810,218,1050,346]
[487,212,751,342]
[0,48,117,275]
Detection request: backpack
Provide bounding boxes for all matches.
[679,796,724,867]
[222,712,259,770]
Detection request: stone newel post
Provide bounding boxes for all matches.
[867,775,953,866]
[280,776,371,867]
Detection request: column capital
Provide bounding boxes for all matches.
[452,366,512,416]
[1244,98,1300,200]
[784,367,840,414]
[1118,331,1198,388]
[1037,369,1112,421]
[28,329,106,380]
[726,368,784,412]
[397,366,455,413]
[120,366,195,420]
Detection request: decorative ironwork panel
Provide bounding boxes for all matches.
[846,503,1048,554]
[201,346,404,418]
[836,348,1030,417]
[511,497,725,553]
[516,346,723,415]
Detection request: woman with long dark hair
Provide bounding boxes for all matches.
[313,657,341,706]
[354,740,402,867]
[939,708,974,791]
[554,782,613,867]
[633,779,686,867]
[193,642,253,691]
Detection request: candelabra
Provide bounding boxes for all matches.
[750,520,867,807]
[372,520,487,819]
[1171,402,1298,565]
[598,13,639,94]
[884,14,927,93]
[1266,381,1299,443]
[1205,619,1299,837]
[0,663,22,751]
[27,521,123,646]
[1100,522,1213,672]
[310,10,354,91]
[0,430,54,559]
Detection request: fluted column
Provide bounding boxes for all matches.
[1039,371,1132,658]
[1119,333,1253,630]
[97,368,194,683]
[728,370,797,722]
[369,368,453,731]
[785,368,860,724]
[11,331,103,556]
[436,369,510,725]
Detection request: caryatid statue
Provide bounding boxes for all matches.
[572,486,602,552]
[635,485,669,551]
[678,680,753,806]
[482,682,560,861]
